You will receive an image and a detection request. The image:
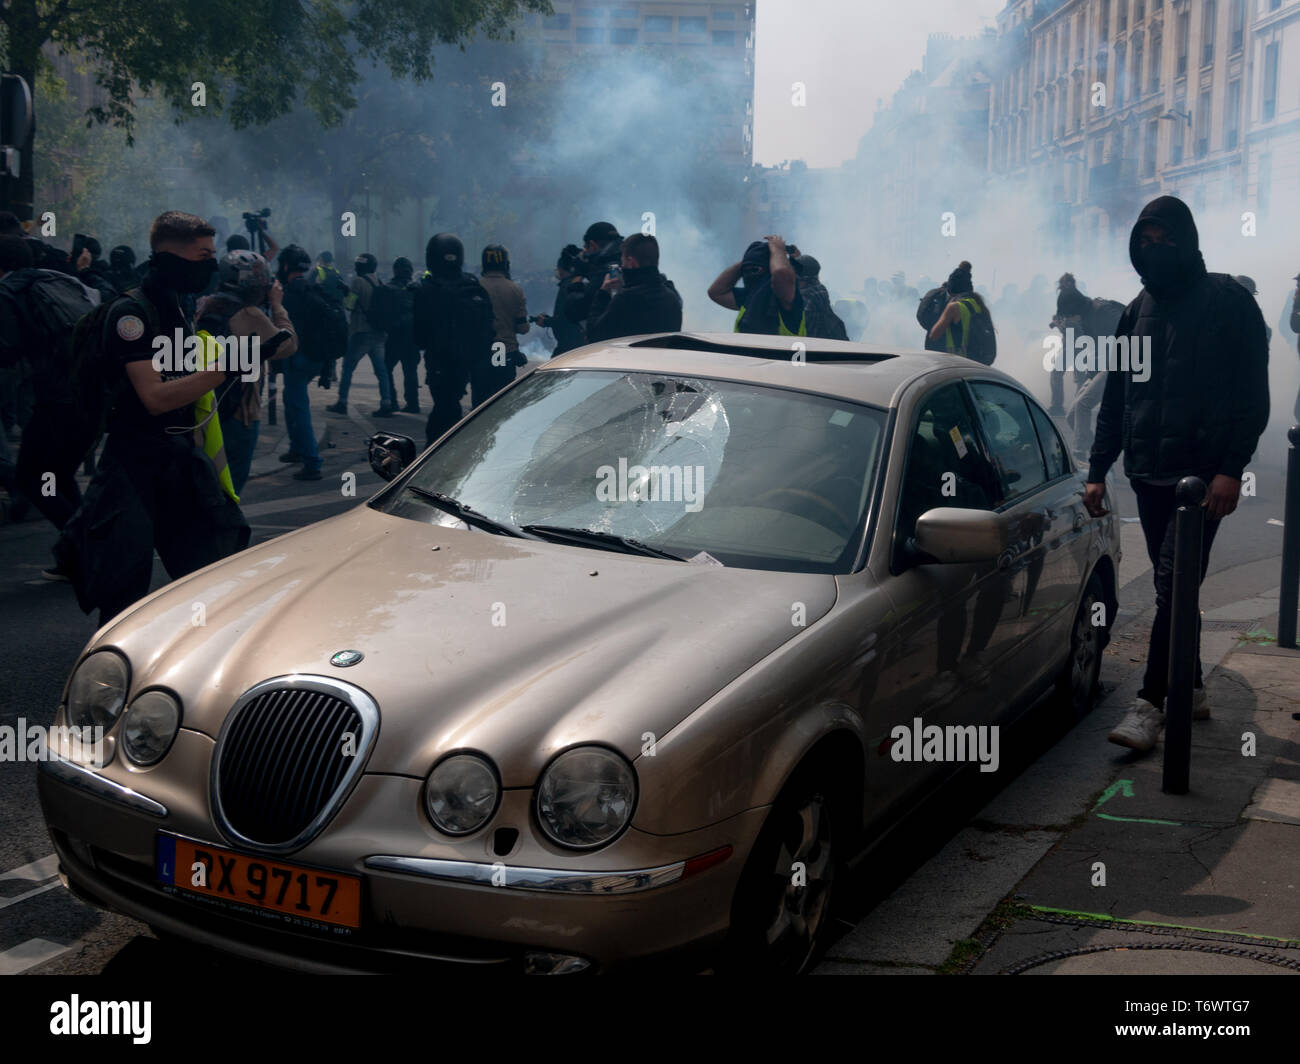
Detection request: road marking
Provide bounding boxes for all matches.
[0,854,59,883]
[0,880,61,911]
[239,490,359,518]
[0,937,69,974]
[1267,518,1284,527]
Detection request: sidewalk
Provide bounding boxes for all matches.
[815,589,1300,975]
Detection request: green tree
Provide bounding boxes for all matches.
[0,0,550,218]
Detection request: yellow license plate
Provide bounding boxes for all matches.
[156,833,361,929]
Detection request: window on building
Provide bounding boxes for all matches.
[1143,119,1158,176]
[1225,79,1240,149]
[1118,0,1127,34]
[1135,0,1145,21]
[1077,13,1084,61]
[1201,0,1216,66]
[1230,0,1245,52]
[1262,42,1279,121]
[1270,0,1281,11]
[714,10,736,20]
[576,26,604,43]
[577,6,605,17]
[1171,107,1185,163]
[1195,93,1211,157]
[1132,41,1143,99]
[1149,36,1162,92]
[611,27,637,43]
[1116,48,1127,107]
[612,7,637,16]
[524,13,540,26]
[679,16,706,34]
[1176,10,1189,74]
[712,30,734,46]
[1099,0,1110,42]
[545,13,571,29]
[645,14,672,32]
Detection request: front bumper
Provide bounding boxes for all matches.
[37,741,766,973]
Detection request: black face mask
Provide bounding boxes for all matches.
[1137,243,1181,288]
[151,251,217,293]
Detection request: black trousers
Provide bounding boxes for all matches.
[16,401,96,530]
[56,433,250,626]
[385,338,421,410]
[425,370,468,448]
[470,359,518,410]
[1133,477,1222,709]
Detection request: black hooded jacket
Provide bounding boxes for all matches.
[563,238,622,330]
[586,266,683,342]
[412,269,495,377]
[1087,196,1269,484]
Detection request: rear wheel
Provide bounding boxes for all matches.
[1057,571,1105,719]
[718,768,839,974]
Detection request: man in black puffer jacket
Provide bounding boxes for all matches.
[1084,195,1269,754]
[586,234,682,342]
[564,221,623,335]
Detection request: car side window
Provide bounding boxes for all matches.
[895,383,1000,548]
[968,381,1049,504]
[1028,399,1071,480]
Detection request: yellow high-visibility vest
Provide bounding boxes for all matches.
[194,330,238,504]
[734,302,807,336]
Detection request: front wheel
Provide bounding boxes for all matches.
[717,770,839,974]
[1057,571,1106,719]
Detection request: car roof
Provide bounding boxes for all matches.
[538,332,1019,409]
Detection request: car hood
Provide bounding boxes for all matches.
[100,505,838,784]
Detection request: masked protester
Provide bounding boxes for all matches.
[564,222,623,334]
[475,244,529,406]
[107,245,144,293]
[383,257,422,413]
[586,233,683,342]
[196,251,297,494]
[329,252,395,417]
[1086,196,1270,753]
[1049,273,1092,415]
[535,245,587,356]
[707,235,804,335]
[413,234,495,447]
[275,245,326,480]
[53,210,251,626]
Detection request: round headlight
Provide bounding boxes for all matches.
[121,690,181,766]
[424,754,500,836]
[536,746,636,850]
[66,651,129,732]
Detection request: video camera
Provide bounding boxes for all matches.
[242,208,271,234]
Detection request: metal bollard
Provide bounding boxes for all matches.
[1279,425,1300,650]
[1163,475,1206,795]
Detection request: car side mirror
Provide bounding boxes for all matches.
[913,507,1008,564]
[368,432,417,482]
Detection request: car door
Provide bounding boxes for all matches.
[966,379,1086,704]
[869,381,1012,805]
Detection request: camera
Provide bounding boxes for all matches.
[242,208,271,233]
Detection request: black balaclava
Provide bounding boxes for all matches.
[1128,195,1207,299]
[426,233,465,279]
[740,240,770,286]
[149,251,217,293]
[393,257,414,283]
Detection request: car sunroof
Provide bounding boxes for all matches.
[626,334,896,364]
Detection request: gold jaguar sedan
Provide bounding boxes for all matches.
[39,333,1119,974]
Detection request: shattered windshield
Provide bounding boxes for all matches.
[381,369,886,573]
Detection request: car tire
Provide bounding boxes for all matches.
[1056,571,1106,720]
[716,764,841,975]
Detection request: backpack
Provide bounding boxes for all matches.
[916,286,948,330]
[294,282,349,366]
[1087,297,1126,339]
[0,269,99,400]
[802,287,849,341]
[364,276,403,335]
[416,274,495,369]
[69,287,160,436]
[955,295,997,365]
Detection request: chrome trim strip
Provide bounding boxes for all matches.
[364,855,685,895]
[39,756,168,818]
[210,674,380,856]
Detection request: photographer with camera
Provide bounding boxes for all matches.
[586,234,682,343]
[534,245,587,357]
[563,222,623,335]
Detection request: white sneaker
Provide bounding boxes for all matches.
[1192,688,1209,721]
[1108,697,1164,752]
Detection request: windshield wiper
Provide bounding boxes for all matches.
[405,486,532,538]
[521,524,686,561]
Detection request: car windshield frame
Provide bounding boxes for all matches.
[370,366,891,574]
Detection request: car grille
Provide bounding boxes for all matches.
[213,679,377,851]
